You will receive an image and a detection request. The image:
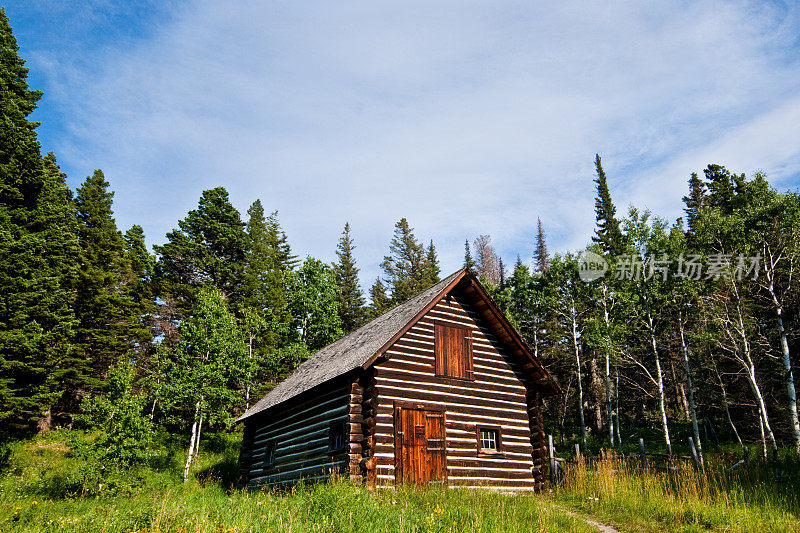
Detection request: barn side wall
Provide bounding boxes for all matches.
[372,290,546,491]
[242,377,351,488]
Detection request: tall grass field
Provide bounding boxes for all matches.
[0,431,798,532]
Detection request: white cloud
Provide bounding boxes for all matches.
[23,0,800,288]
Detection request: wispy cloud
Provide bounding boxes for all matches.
[11,0,800,286]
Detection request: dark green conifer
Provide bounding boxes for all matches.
[591,154,624,255]
[242,201,295,346]
[464,239,476,271]
[682,173,706,235]
[381,218,428,303]
[424,240,441,285]
[69,170,144,408]
[535,217,550,272]
[155,187,248,313]
[333,223,366,332]
[0,10,78,434]
[369,278,391,317]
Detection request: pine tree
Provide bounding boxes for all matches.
[682,172,706,235]
[68,170,143,410]
[124,225,156,310]
[534,217,550,272]
[242,202,295,346]
[381,218,428,303]
[498,257,506,289]
[424,240,441,286]
[464,239,476,271]
[0,11,78,434]
[369,277,391,317]
[592,154,624,255]
[155,187,248,313]
[333,223,366,332]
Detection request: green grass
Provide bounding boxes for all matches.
[552,452,800,532]
[0,431,590,533]
[1,430,798,532]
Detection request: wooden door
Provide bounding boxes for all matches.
[395,406,446,486]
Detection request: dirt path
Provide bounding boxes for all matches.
[551,505,622,533]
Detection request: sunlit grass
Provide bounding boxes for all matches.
[1,431,798,532]
[0,431,592,533]
[553,451,800,532]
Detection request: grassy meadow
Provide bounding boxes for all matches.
[0,430,798,532]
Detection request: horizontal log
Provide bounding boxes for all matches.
[374,365,526,391]
[254,389,349,432]
[446,468,534,480]
[374,372,529,405]
[446,477,538,488]
[374,388,529,420]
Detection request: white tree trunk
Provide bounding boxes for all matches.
[764,245,800,454]
[193,413,204,470]
[601,285,614,448]
[734,298,778,456]
[183,400,201,482]
[649,316,671,456]
[776,311,800,454]
[678,311,702,463]
[615,366,622,451]
[571,305,587,449]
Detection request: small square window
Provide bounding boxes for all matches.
[477,426,501,454]
[328,421,346,452]
[264,440,276,467]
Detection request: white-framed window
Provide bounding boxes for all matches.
[477,426,501,453]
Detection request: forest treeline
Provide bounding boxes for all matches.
[1,8,799,479]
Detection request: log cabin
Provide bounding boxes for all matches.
[237,268,559,491]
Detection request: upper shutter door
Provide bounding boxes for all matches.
[448,326,472,379]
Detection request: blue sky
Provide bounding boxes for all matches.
[6,1,800,287]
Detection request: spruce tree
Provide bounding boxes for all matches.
[498,257,506,289]
[0,11,78,434]
[241,201,295,346]
[155,187,248,313]
[464,239,476,271]
[682,172,706,234]
[591,154,624,255]
[381,218,427,303]
[333,223,366,332]
[424,240,441,286]
[124,224,156,311]
[534,217,550,272]
[69,170,142,409]
[369,278,391,317]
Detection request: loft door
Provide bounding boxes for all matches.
[394,406,446,486]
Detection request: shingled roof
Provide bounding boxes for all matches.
[238,269,466,421]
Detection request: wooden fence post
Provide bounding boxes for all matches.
[639,438,647,471]
[688,437,701,470]
[574,443,581,461]
[548,434,556,485]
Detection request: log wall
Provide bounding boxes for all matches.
[243,378,351,488]
[372,291,547,491]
